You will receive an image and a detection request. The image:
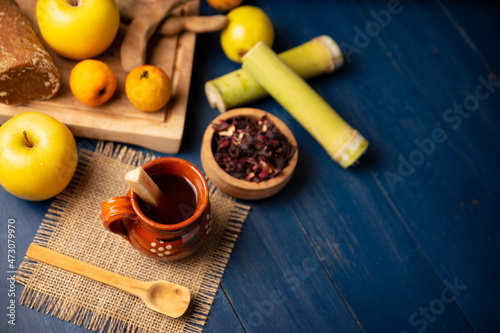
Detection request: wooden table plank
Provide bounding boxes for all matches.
[346,2,500,330]
[279,148,476,332]
[353,0,500,202]
[0,0,200,154]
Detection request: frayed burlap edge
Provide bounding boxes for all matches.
[15,141,250,333]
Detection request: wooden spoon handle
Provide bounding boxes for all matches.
[25,244,147,297]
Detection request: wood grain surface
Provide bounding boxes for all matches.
[0,0,200,153]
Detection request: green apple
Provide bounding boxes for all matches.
[0,112,78,201]
[36,0,120,60]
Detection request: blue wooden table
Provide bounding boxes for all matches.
[1,0,500,332]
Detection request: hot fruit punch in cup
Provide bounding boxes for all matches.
[103,157,212,261]
[138,173,198,225]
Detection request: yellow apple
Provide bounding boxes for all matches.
[220,6,274,63]
[0,112,78,201]
[36,0,120,60]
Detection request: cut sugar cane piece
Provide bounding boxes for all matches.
[0,0,61,105]
[205,35,343,113]
[241,42,368,168]
[125,167,162,207]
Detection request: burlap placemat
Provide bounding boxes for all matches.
[16,142,250,333]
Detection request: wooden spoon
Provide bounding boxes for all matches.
[25,244,190,318]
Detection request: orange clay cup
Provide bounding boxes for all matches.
[101,157,211,261]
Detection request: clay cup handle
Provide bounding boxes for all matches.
[101,196,136,241]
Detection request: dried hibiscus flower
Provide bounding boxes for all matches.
[212,114,296,183]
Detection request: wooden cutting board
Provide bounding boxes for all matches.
[0,0,200,153]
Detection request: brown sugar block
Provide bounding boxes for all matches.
[0,0,60,105]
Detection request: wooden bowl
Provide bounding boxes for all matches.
[201,108,298,200]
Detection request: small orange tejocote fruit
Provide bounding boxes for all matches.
[125,65,172,112]
[69,59,116,107]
